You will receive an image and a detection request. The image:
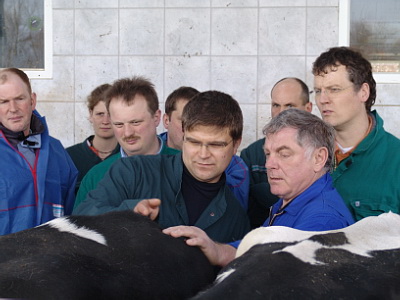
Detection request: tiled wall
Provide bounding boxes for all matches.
[30,0,400,151]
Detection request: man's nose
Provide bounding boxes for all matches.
[123,124,135,136]
[102,115,111,124]
[198,144,211,157]
[318,90,330,104]
[265,155,276,170]
[9,100,18,112]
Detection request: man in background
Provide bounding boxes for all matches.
[73,76,178,210]
[241,77,312,228]
[66,83,119,194]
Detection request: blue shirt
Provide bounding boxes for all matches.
[230,173,354,248]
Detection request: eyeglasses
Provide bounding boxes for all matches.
[312,85,354,99]
[183,137,233,152]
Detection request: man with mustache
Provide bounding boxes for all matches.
[73,76,178,210]
[74,91,250,243]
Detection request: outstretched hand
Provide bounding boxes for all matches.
[133,198,161,220]
[163,226,236,267]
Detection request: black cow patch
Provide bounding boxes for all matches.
[0,211,215,300]
[309,231,349,247]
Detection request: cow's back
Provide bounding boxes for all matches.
[0,211,215,300]
[192,213,400,300]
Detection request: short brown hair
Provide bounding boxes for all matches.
[87,84,111,111]
[182,90,243,142]
[105,76,159,115]
[165,86,199,118]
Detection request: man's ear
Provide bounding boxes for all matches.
[313,147,328,172]
[305,102,313,113]
[153,109,161,127]
[359,82,370,104]
[232,137,242,154]
[31,92,37,111]
[162,113,169,129]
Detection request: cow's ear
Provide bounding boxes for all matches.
[312,147,328,172]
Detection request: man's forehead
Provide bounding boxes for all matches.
[272,98,302,107]
[314,64,348,79]
[265,128,299,146]
[185,125,230,138]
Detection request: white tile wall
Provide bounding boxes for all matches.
[75,9,119,55]
[211,56,257,104]
[165,8,210,55]
[211,8,258,55]
[30,2,400,150]
[259,8,306,55]
[74,56,119,102]
[120,9,164,55]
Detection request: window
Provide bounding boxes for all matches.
[0,0,52,78]
[339,0,400,83]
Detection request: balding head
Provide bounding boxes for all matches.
[270,77,312,118]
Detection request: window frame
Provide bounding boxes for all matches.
[338,0,400,83]
[7,0,53,79]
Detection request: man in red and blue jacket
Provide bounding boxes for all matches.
[0,68,77,235]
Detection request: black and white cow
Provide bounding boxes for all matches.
[0,210,215,300]
[192,212,400,300]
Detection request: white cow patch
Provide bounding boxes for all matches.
[216,268,235,284]
[237,212,400,265]
[45,217,108,246]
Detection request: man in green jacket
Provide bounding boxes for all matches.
[74,90,250,243]
[73,76,179,210]
[312,46,400,221]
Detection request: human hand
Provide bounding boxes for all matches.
[133,198,161,220]
[163,226,236,267]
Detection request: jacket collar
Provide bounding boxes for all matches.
[351,110,380,154]
[0,112,44,148]
[273,173,332,216]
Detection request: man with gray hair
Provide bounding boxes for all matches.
[164,109,354,267]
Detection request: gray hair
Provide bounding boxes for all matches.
[262,109,335,172]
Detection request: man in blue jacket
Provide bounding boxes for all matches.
[241,77,313,228]
[0,68,78,235]
[164,109,354,266]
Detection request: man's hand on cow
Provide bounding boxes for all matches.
[133,198,161,220]
[163,226,236,267]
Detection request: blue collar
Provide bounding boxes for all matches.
[120,135,163,158]
[272,173,333,216]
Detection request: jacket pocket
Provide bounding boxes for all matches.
[350,200,393,221]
